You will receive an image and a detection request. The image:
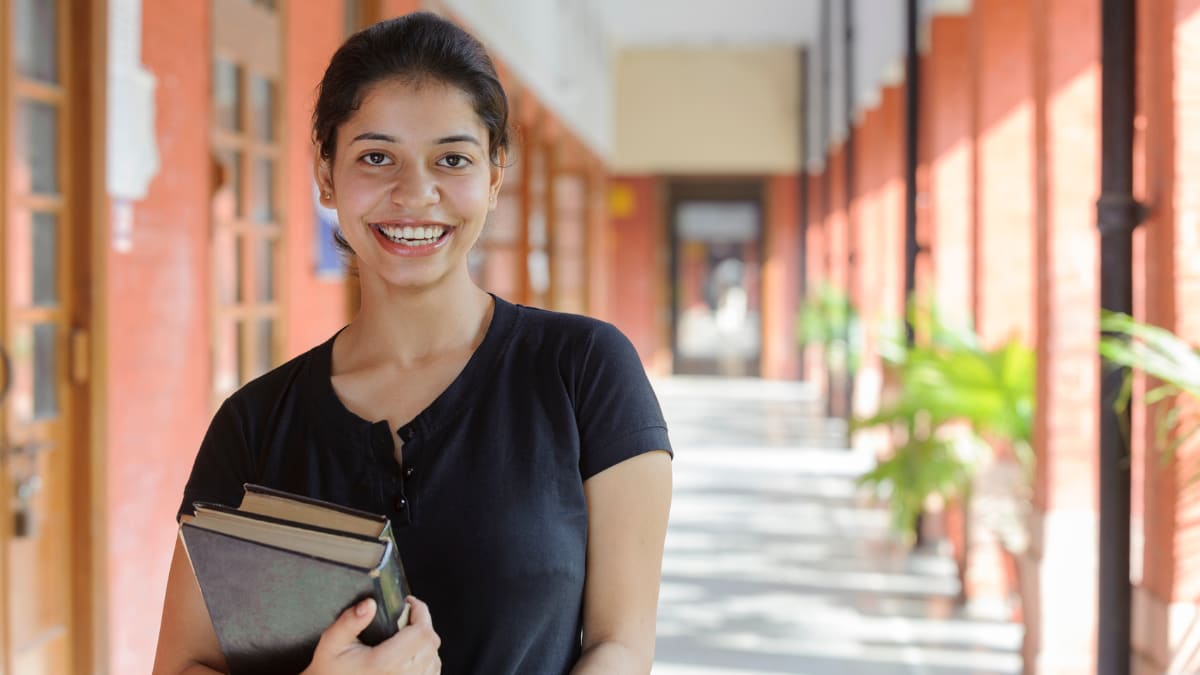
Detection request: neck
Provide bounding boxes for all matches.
[339,267,493,370]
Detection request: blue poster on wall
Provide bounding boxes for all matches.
[313,180,346,278]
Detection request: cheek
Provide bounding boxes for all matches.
[444,177,493,216]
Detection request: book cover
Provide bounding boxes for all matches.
[179,488,409,675]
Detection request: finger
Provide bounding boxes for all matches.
[406,596,434,628]
[321,597,378,649]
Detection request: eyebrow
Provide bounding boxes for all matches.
[350,132,483,147]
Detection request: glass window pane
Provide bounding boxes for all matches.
[253,158,276,224]
[16,100,59,195]
[216,149,243,218]
[32,212,58,306]
[15,0,57,83]
[255,318,275,377]
[33,323,58,419]
[256,240,276,302]
[250,75,276,142]
[213,59,242,132]
[213,319,239,395]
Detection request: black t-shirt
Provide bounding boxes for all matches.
[177,295,673,675]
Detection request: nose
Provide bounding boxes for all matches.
[390,162,440,208]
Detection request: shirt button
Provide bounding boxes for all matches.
[394,496,408,511]
[404,466,415,479]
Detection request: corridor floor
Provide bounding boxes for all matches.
[650,377,1023,675]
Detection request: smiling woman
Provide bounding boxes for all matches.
[152,12,672,675]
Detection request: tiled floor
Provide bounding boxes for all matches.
[651,377,1023,675]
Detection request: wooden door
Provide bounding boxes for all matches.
[1,0,95,672]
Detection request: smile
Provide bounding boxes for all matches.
[373,223,450,247]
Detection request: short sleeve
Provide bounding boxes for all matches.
[573,321,673,480]
[175,396,256,521]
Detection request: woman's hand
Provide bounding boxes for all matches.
[303,596,441,675]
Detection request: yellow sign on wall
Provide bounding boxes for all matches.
[609,184,636,219]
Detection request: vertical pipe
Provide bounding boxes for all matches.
[799,47,810,380]
[1097,0,1141,672]
[842,0,856,420]
[903,0,920,345]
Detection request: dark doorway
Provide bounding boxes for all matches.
[668,181,764,376]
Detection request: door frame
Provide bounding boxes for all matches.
[0,0,108,672]
[666,178,767,377]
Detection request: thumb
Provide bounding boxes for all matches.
[322,598,378,649]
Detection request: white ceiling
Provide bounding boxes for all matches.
[597,0,824,48]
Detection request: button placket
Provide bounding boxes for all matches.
[394,425,417,524]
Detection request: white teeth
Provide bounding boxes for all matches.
[377,224,446,245]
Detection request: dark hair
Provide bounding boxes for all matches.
[313,12,510,163]
[312,12,511,261]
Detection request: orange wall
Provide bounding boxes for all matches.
[107,2,212,672]
[975,0,1036,347]
[283,1,348,356]
[762,175,801,379]
[109,5,353,672]
[926,15,975,326]
[606,176,666,370]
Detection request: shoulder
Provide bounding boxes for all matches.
[221,335,334,421]
[508,302,635,358]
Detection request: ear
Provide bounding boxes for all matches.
[488,150,506,212]
[314,152,335,205]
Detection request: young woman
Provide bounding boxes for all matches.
[152,12,672,675]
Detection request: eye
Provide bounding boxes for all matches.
[437,154,472,169]
[361,152,392,167]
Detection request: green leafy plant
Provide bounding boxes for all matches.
[1099,310,1200,458]
[853,305,1035,537]
[797,282,863,375]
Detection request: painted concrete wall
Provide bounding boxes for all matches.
[436,0,613,159]
[111,4,350,672]
[611,48,801,175]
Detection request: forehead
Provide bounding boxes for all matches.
[343,78,485,138]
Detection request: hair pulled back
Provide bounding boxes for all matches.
[312,12,510,164]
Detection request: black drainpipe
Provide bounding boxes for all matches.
[842,0,856,420]
[799,46,810,380]
[903,0,920,345]
[1097,0,1144,673]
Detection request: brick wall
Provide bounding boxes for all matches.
[606,176,667,370]
[1028,0,1102,671]
[762,175,802,380]
[926,16,974,327]
[282,1,348,357]
[108,2,212,672]
[113,4,355,672]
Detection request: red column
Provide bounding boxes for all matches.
[762,175,801,379]
[1028,0,1102,672]
[926,16,975,327]
[975,0,1036,348]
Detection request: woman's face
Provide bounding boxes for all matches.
[317,78,503,291]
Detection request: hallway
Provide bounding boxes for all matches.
[651,378,1023,675]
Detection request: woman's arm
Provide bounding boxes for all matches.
[152,537,228,674]
[573,450,673,675]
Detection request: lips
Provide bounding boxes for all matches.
[370,222,453,255]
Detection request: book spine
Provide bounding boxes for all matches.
[376,542,409,627]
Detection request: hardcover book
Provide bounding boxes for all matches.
[180,484,410,675]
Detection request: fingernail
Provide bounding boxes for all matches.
[357,599,374,616]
